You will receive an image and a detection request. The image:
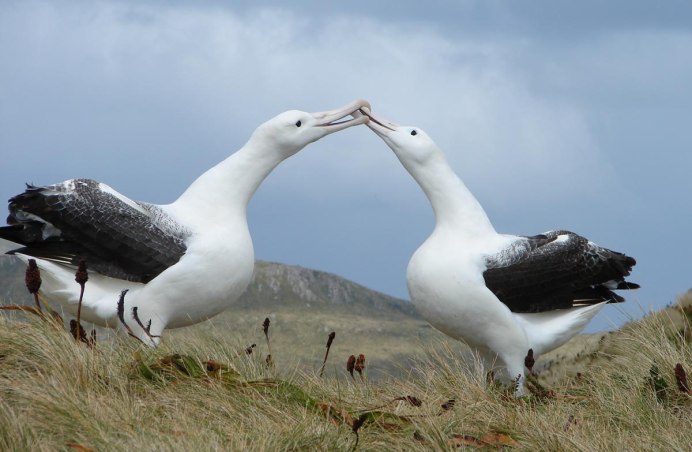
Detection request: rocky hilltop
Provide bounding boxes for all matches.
[239,261,417,318]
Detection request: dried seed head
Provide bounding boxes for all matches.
[70,319,84,341]
[347,355,356,377]
[398,396,422,407]
[206,360,223,372]
[245,344,256,355]
[675,363,689,394]
[352,413,368,433]
[563,415,577,432]
[441,399,456,411]
[326,331,336,348]
[319,332,336,377]
[75,260,88,286]
[355,354,366,375]
[524,348,535,374]
[262,317,270,336]
[25,259,41,294]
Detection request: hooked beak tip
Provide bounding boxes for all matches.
[358,108,397,131]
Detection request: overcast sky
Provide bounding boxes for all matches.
[1,0,691,331]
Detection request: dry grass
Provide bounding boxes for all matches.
[0,293,690,450]
[165,306,457,381]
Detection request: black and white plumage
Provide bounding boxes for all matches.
[359,108,637,396]
[5,179,188,283]
[1,99,371,345]
[483,230,638,313]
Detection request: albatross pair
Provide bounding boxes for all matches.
[1,101,637,396]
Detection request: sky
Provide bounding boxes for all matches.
[1,0,691,331]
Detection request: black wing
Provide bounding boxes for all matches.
[483,230,638,313]
[1,179,188,283]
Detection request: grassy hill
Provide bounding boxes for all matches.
[0,256,451,380]
[1,255,690,449]
[0,292,689,450]
[537,291,692,384]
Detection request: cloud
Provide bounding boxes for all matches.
[0,1,607,210]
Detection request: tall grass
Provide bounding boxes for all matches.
[0,294,689,451]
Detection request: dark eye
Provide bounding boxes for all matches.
[295,120,302,127]
[410,130,417,136]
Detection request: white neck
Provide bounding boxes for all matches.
[398,150,497,238]
[169,140,287,228]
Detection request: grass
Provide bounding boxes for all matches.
[166,305,456,381]
[0,293,689,450]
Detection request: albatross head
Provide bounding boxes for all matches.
[354,108,439,165]
[251,99,371,157]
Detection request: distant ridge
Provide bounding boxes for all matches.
[0,255,417,320]
[240,261,417,318]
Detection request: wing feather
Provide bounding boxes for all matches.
[483,230,637,313]
[2,179,189,283]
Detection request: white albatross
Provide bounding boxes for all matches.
[0,99,371,346]
[357,108,638,396]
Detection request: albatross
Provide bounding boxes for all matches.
[357,108,637,396]
[0,99,370,346]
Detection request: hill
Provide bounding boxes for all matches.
[536,290,692,384]
[0,255,418,318]
[3,254,689,381]
[0,289,688,450]
[1,256,416,317]
[0,255,447,379]
[238,261,417,317]
[1,254,691,449]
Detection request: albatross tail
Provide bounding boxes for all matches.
[514,302,607,355]
[12,253,140,327]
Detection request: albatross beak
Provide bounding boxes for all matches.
[311,99,371,132]
[352,107,398,136]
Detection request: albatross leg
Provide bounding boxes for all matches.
[116,290,164,347]
[490,343,528,397]
[465,289,531,397]
[477,346,526,397]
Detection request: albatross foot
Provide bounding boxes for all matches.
[115,290,160,347]
[132,306,161,346]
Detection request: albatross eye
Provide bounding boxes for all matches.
[295,120,302,127]
[410,130,418,136]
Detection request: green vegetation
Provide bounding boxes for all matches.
[0,291,689,450]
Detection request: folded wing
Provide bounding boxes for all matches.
[1,179,189,283]
[483,230,638,313]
